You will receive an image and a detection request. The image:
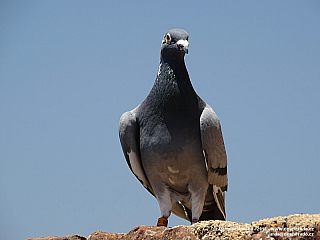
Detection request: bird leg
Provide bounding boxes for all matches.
[155,186,172,227]
[188,183,207,224]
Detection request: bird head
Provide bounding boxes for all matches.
[161,29,189,58]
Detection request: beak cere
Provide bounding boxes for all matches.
[177,39,189,54]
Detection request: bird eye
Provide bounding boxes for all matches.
[165,33,171,43]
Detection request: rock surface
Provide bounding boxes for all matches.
[25,213,320,240]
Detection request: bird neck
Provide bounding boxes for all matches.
[147,56,198,109]
[160,50,185,65]
[158,55,192,91]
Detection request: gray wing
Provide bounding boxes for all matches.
[119,108,192,221]
[200,103,228,218]
[119,108,153,193]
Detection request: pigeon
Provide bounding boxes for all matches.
[119,29,227,227]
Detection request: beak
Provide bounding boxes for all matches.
[177,39,189,54]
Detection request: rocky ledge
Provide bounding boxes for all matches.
[25,213,319,240]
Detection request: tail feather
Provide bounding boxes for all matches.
[199,185,225,221]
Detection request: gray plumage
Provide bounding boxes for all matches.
[119,29,227,224]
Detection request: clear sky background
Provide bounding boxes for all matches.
[1,1,319,239]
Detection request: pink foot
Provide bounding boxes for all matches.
[192,218,199,224]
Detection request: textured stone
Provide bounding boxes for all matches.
[88,226,198,240]
[25,213,320,240]
[24,235,86,240]
[190,213,320,239]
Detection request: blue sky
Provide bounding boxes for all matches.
[1,1,319,239]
